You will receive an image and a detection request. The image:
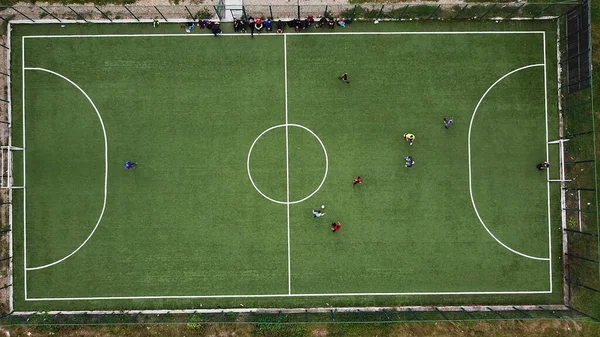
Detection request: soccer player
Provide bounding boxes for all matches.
[331,222,342,233]
[537,161,550,170]
[124,161,137,170]
[312,209,326,218]
[404,133,415,145]
[339,73,350,84]
[405,156,415,168]
[352,176,364,187]
[443,117,454,129]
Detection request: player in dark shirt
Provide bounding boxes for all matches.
[124,161,137,170]
[340,72,350,84]
[444,117,454,129]
[537,161,550,170]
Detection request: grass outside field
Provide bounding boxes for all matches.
[9,20,562,311]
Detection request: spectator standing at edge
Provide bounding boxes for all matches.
[248,16,255,37]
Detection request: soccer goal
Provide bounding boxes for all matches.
[0,146,23,189]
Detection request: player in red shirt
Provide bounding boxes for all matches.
[331,222,342,233]
[352,176,363,187]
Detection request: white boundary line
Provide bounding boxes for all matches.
[543,31,553,293]
[21,36,27,300]
[20,31,552,301]
[23,67,109,271]
[21,31,546,39]
[26,290,553,301]
[284,34,292,295]
[468,63,550,262]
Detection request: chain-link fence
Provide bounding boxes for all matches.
[0,2,582,23]
[555,0,600,321]
[0,305,595,326]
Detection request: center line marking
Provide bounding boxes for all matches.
[284,34,291,295]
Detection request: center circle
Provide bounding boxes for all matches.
[247,124,328,205]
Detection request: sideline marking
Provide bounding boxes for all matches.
[284,34,292,295]
[22,37,27,299]
[20,31,552,301]
[22,31,545,39]
[468,63,549,261]
[26,290,552,301]
[247,124,328,205]
[24,67,109,271]
[543,31,553,291]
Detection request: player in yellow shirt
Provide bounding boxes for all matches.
[403,133,415,145]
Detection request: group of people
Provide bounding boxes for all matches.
[180,19,222,36]
[312,209,342,233]
[233,15,349,36]
[173,15,349,37]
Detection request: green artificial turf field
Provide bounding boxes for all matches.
[9,21,562,311]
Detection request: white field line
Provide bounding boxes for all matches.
[22,36,27,300]
[284,34,291,295]
[25,290,553,301]
[21,32,550,301]
[468,63,550,262]
[23,67,108,271]
[543,31,553,292]
[246,124,328,204]
[22,31,546,39]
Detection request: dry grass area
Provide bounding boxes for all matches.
[1,320,600,337]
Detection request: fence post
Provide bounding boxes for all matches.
[460,307,475,319]
[297,4,300,19]
[11,7,35,22]
[435,308,449,320]
[67,6,87,22]
[454,4,468,19]
[39,7,61,22]
[506,3,525,19]
[398,5,410,19]
[377,5,384,19]
[269,6,273,20]
[324,5,328,17]
[242,6,247,20]
[123,6,139,21]
[213,6,222,21]
[428,5,441,20]
[94,6,113,22]
[184,6,194,19]
[351,5,358,20]
[154,6,167,22]
[480,4,496,20]
[512,307,532,318]
[533,3,554,19]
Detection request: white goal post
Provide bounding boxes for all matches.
[547,139,570,183]
[0,145,24,189]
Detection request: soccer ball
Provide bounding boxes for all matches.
[321,205,325,209]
